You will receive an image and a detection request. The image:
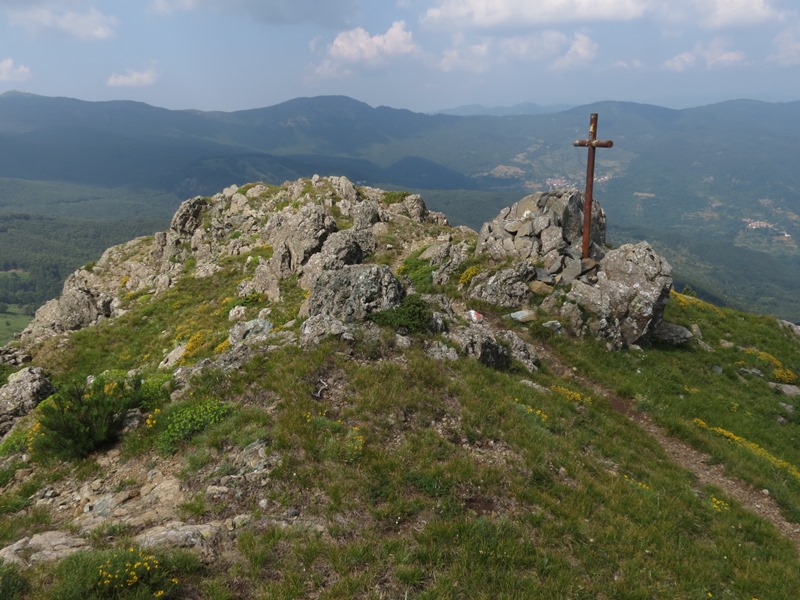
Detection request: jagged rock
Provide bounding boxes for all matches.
[300,228,377,289]
[170,196,208,236]
[387,194,449,225]
[300,314,352,345]
[564,242,673,349]
[134,521,223,560]
[425,340,459,362]
[0,347,31,367]
[468,262,537,308]
[0,531,88,567]
[228,318,274,346]
[778,320,800,338]
[447,326,511,370]
[738,368,764,378]
[264,203,338,277]
[421,239,471,286]
[495,330,540,372]
[652,321,693,345]
[306,264,404,323]
[159,344,187,370]
[0,367,55,437]
[769,383,800,397]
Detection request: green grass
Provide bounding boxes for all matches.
[0,304,32,346]
[544,291,800,523]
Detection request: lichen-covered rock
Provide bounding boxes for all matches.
[564,242,673,348]
[0,366,55,437]
[468,262,537,308]
[306,264,404,323]
[447,325,511,370]
[300,314,352,346]
[0,531,88,567]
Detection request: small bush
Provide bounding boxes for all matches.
[49,546,186,600]
[458,265,481,286]
[32,382,135,460]
[370,294,433,333]
[398,252,436,294]
[156,399,234,455]
[32,372,172,461]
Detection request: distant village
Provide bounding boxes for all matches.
[743,219,792,239]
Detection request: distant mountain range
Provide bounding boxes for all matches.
[0,91,798,320]
[433,102,573,116]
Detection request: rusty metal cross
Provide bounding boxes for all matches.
[573,113,613,259]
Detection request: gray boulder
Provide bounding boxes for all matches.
[564,241,673,349]
[653,321,694,346]
[447,326,511,370]
[0,367,56,437]
[468,262,537,308]
[306,264,404,323]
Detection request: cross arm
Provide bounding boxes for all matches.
[573,139,614,148]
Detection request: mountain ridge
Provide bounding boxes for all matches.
[0,92,798,322]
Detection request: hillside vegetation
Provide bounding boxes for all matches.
[0,179,798,599]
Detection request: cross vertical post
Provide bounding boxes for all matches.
[573,113,613,259]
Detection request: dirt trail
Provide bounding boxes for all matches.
[532,341,800,553]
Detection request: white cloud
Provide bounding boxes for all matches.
[663,39,745,71]
[613,58,644,69]
[550,32,598,70]
[770,24,800,65]
[702,0,782,28]
[424,0,647,28]
[663,51,695,72]
[655,0,784,29]
[9,7,118,40]
[498,31,569,61]
[107,64,161,88]
[0,57,31,81]
[438,34,491,72]
[317,21,419,76]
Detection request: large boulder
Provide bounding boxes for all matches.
[563,242,673,348]
[306,264,404,323]
[468,262,538,308]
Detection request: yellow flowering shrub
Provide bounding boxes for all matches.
[694,418,800,481]
[550,385,592,405]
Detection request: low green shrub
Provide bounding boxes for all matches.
[33,382,135,460]
[370,294,433,333]
[32,371,172,461]
[156,399,234,455]
[397,251,436,294]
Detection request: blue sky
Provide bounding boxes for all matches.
[1,0,799,112]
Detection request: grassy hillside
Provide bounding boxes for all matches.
[0,180,799,598]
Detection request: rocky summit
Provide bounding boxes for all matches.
[7,176,795,598]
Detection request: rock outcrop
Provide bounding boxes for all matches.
[559,242,674,348]
[0,367,55,436]
[0,174,688,568]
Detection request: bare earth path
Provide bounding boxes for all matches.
[532,340,800,553]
